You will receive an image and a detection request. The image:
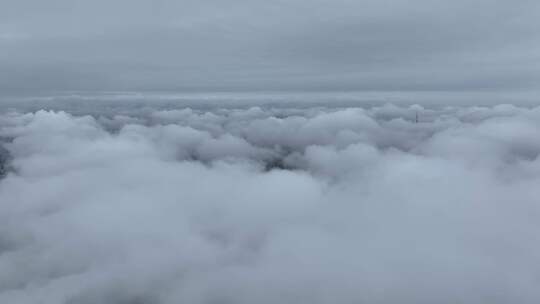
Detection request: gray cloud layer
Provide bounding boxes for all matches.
[1,104,540,303]
[1,0,540,94]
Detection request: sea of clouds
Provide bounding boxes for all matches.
[1,103,540,303]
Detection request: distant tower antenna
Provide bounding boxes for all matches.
[415,111,419,124]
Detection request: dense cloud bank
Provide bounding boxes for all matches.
[1,104,540,303]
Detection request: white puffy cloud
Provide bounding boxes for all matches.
[1,104,540,303]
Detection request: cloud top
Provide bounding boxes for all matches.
[1,104,540,303]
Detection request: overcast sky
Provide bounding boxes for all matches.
[1,0,540,94]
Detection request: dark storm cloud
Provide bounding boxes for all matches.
[1,0,539,94]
